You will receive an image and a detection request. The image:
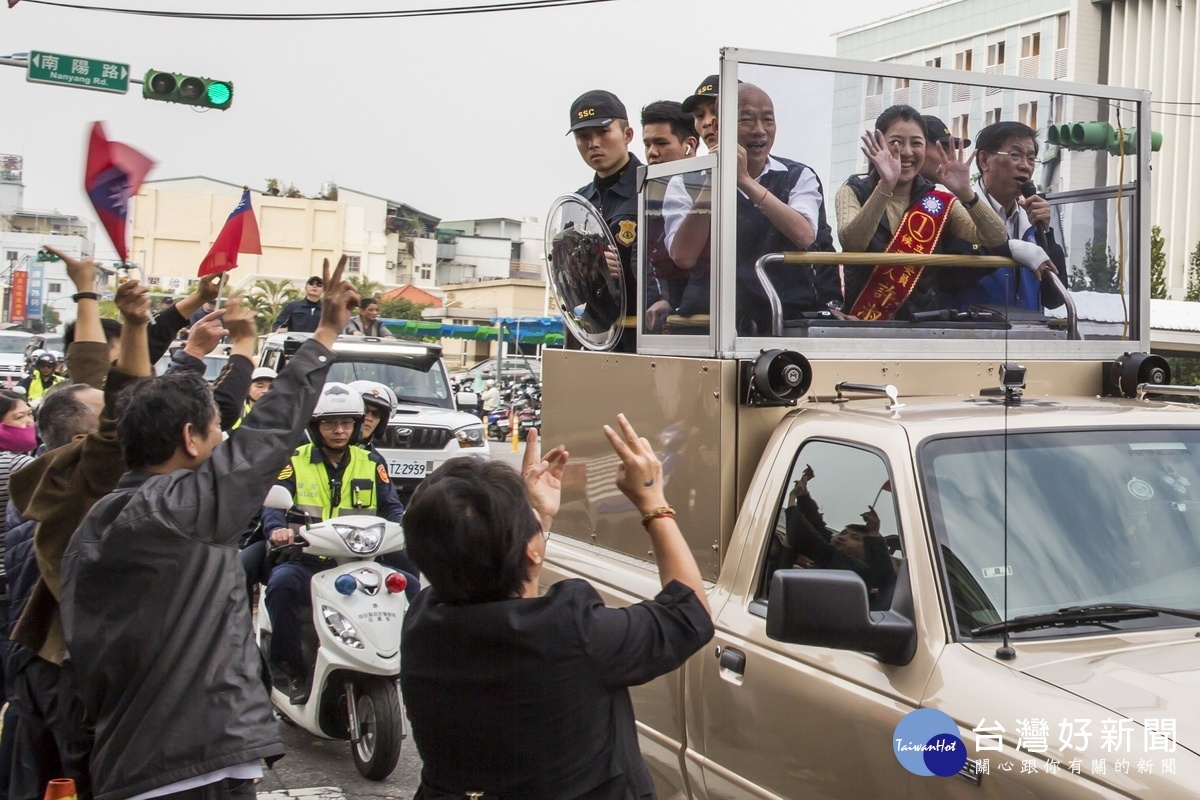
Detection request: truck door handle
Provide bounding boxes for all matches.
[718,647,746,676]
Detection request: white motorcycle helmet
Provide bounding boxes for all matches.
[347,380,397,443]
[309,382,365,448]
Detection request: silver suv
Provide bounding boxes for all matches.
[259,333,489,497]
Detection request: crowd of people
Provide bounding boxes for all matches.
[565,75,1069,347]
[0,235,716,800]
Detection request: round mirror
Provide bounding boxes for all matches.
[544,194,626,351]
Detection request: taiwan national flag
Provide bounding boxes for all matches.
[198,188,262,277]
[84,122,155,263]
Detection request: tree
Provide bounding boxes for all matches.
[1070,239,1121,293]
[378,297,426,321]
[246,278,301,335]
[350,276,383,299]
[1150,225,1168,300]
[264,178,280,197]
[1187,241,1200,302]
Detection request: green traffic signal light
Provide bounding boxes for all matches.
[142,69,233,110]
[1047,122,1162,155]
[35,249,60,263]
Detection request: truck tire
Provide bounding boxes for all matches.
[350,675,404,780]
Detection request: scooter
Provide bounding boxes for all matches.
[486,406,512,441]
[257,486,408,780]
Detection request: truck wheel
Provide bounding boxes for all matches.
[350,676,404,780]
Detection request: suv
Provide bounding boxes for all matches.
[0,331,34,383]
[259,333,488,497]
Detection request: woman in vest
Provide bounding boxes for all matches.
[834,104,1008,320]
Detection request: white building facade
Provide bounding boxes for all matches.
[836,0,1200,296]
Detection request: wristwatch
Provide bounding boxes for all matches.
[962,193,981,210]
[71,292,100,302]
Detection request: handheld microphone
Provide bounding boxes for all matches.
[1020,181,1050,250]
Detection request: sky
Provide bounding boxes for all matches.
[2,0,934,259]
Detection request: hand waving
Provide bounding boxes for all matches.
[603,414,667,515]
[861,130,901,191]
[315,256,359,347]
[934,140,974,199]
[222,294,257,345]
[522,428,568,529]
[45,245,98,293]
[114,279,151,326]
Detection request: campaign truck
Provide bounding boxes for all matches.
[539,50,1196,797]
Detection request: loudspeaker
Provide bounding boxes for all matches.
[1104,352,1171,398]
[741,349,812,406]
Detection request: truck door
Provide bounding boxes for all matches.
[691,436,943,799]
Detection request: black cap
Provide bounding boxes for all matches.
[681,74,720,114]
[922,114,971,147]
[568,90,628,133]
[307,275,324,287]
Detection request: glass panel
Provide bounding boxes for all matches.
[923,430,1200,639]
[760,441,901,611]
[325,359,452,409]
[721,58,1145,343]
[642,167,711,336]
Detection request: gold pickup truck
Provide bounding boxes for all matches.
[538,52,1198,798]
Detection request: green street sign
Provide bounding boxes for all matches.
[26,50,129,94]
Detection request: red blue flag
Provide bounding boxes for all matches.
[198,188,262,277]
[83,122,154,263]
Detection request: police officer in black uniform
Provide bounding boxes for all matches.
[568,90,657,353]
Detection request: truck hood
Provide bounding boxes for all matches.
[388,404,481,427]
[969,634,1200,754]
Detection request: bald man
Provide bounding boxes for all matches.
[667,78,836,334]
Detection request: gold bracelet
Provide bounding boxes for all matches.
[877,188,894,198]
[641,506,677,528]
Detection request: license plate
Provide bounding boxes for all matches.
[388,460,428,479]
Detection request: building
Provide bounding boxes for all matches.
[432,217,547,287]
[0,154,98,330]
[421,278,550,368]
[130,176,439,294]
[835,0,1200,297]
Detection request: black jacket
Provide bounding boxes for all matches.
[402,578,713,800]
[273,298,322,333]
[61,339,335,800]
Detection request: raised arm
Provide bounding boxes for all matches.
[604,414,710,614]
[210,297,257,431]
[45,246,106,389]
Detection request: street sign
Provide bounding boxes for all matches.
[26,51,129,94]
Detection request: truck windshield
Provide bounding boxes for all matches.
[922,429,1200,640]
[326,359,452,410]
[0,337,30,355]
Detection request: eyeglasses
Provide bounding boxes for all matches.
[318,418,357,430]
[989,150,1038,166]
[541,528,550,542]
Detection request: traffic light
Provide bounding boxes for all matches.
[142,69,233,110]
[1047,123,1162,155]
[35,249,60,263]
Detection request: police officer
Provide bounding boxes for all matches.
[18,352,63,403]
[568,89,657,352]
[231,367,277,430]
[261,382,405,703]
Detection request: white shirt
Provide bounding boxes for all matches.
[974,178,1049,272]
[127,762,262,800]
[662,155,822,251]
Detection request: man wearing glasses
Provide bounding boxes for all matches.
[261,382,407,703]
[950,121,1068,311]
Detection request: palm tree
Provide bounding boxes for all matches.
[350,276,383,299]
[247,278,301,335]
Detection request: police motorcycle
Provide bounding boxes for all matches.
[255,386,409,781]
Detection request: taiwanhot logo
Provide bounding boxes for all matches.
[893,709,968,777]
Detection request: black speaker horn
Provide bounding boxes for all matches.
[742,349,812,407]
[1105,352,1171,398]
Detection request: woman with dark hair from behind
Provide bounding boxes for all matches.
[834,104,1008,318]
[401,416,713,800]
[0,390,36,540]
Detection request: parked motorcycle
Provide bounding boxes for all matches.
[257,486,408,780]
[486,406,512,441]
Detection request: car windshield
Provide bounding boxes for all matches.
[0,337,30,355]
[327,359,452,409]
[922,429,1200,640]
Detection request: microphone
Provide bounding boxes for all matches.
[1020,181,1050,250]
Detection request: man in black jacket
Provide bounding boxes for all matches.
[272,275,324,332]
[61,259,358,800]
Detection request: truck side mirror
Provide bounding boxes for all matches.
[456,391,479,409]
[765,570,916,666]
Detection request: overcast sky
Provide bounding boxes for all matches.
[2,0,932,259]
